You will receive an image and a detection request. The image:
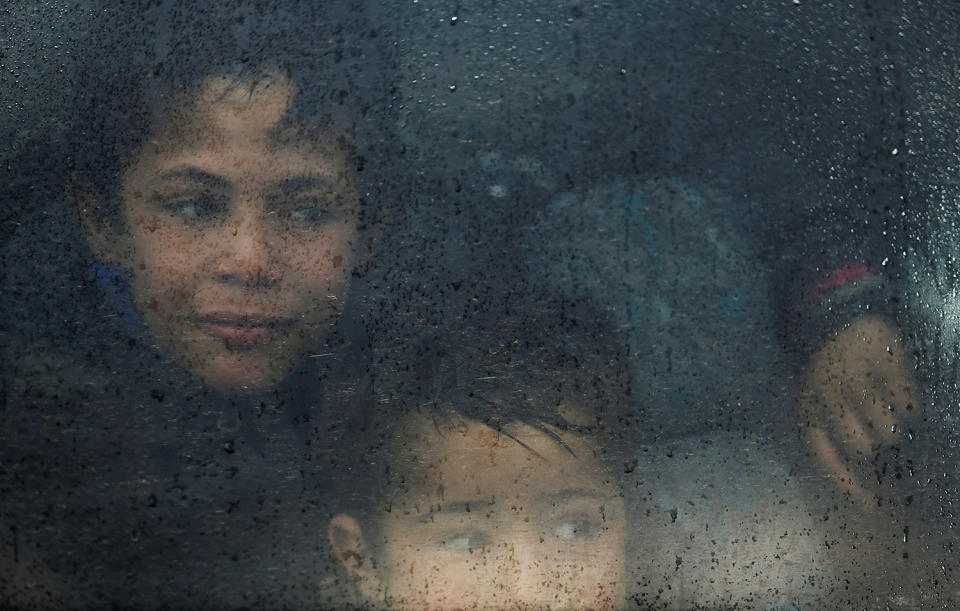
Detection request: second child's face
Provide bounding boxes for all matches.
[118,74,360,393]
[376,419,626,610]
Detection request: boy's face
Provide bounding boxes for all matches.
[115,73,359,393]
[340,418,626,609]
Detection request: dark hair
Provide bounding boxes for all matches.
[336,296,638,528]
[68,1,387,224]
[388,308,633,438]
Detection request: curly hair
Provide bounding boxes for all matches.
[67,1,387,226]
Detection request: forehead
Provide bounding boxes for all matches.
[150,73,348,158]
[393,417,613,500]
[191,75,294,136]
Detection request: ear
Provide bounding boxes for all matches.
[66,173,128,264]
[328,513,383,600]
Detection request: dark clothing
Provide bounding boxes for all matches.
[1,210,367,607]
[4,369,335,608]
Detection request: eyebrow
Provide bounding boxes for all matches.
[263,175,342,196]
[540,487,609,504]
[417,499,491,522]
[414,488,608,522]
[145,166,231,192]
[143,168,351,204]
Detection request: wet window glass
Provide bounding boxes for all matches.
[2,1,958,607]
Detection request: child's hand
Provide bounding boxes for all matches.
[797,314,920,501]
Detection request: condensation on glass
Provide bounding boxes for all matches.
[1,1,957,608]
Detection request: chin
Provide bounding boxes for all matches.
[194,354,293,394]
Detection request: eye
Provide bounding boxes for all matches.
[161,195,222,221]
[280,201,334,227]
[274,189,357,229]
[440,531,490,552]
[554,516,599,541]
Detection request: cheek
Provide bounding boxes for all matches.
[126,222,206,302]
[582,531,626,599]
[389,555,483,605]
[380,533,458,593]
[284,228,358,287]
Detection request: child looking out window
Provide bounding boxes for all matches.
[329,309,635,609]
[1,3,387,606]
[67,3,382,395]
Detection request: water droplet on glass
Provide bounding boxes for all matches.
[448,84,456,92]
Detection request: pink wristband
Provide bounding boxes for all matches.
[803,262,879,308]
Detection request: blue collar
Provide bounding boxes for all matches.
[89,262,142,328]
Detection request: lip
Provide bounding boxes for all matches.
[195,312,294,346]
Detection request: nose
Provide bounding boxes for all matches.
[213,206,281,288]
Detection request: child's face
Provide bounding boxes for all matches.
[116,74,359,392]
[343,418,626,609]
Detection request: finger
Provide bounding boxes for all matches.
[807,426,872,502]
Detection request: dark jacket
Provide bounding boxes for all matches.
[1,206,370,608]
